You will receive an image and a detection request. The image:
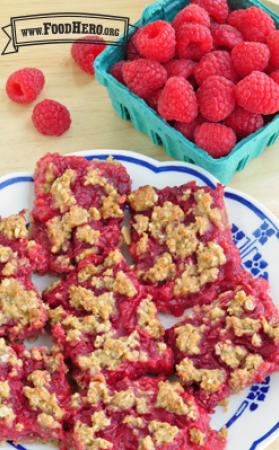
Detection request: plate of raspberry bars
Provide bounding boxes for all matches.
[0,149,278,450]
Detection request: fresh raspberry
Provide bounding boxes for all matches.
[191,0,229,23]
[197,75,235,122]
[194,122,236,157]
[174,116,204,141]
[227,9,245,29]
[267,31,279,69]
[158,76,198,123]
[146,88,163,110]
[109,61,125,83]
[225,106,264,138]
[231,42,270,77]
[165,59,197,81]
[71,35,106,74]
[234,7,276,43]
[195,50,237,85]
[176,23,213,61]
[32,99,71,136]
[235,71,279,115]
[133,20,175,63]
[6,68,45,104]
[271,70,279,85]
[172,4,210,31]
[211,24,243,50]
[126,35,141,60]
[122,59,167,98]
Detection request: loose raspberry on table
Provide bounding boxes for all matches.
[271,70,279,85]
[71,35,106,74]
[197,75,235,122]
[225,106,264,138]
[6,68,45,104]
[228,9,245,29]
[191,0,229,23]
[122,59,167,98]
[109,60,125,83]
[211,23,243,50]
[176,23,213,61]
[32,99,71,136]
[194,122,236,157]
[133,20,175,63]
[231,42,270,78]
[267,31,279,70]
[195,50,237,86]
[172,4,210,31]
[165,59,197,82]
[158,76,198,123]
[233,7,276,43]
[174,116,204,141]
[235,71,279,115]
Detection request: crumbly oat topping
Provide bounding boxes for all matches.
[137,234,149,255]
[166,223,198,258]
[69,285,115,320]
[62,313,111,341]
[0,381,10,400]
[229,354,263,392]
[129,186,158,212]
[78,264,98,283]
[28,370,51,388]
[89,207,101,221]
[111,389,135,410]
[176,358,225,393]
[0,278,42,332]
[50,169,77,213]
[104,249,123,267]
[137,297,164,339]
[149,420,179,445]
[215,341,247,369]
[123,415,144,428]
[91,410,111,432]
[40,162,56,193]
[74,421,112,449]
[138,436,155,450]
[37,413,60,429]
[23,384,63,420]
[189,427,206,446]
[87,376,111,406]
[227,290,255,317]
[175,324,204,355]
[0,395,15,425]
[156,381,196,418]
[149,202,184,242]
[121,225,131,246]
[226,316,261,337]
[113,271,137,298]
[0,338,22,367]
[76,226,100,245]
[133,215,149,235]
[144,253,176,283]
[101,194,123,220]
[0,214,28,240]
[193,190,223,230]
[84,168,116,196]
[262,317,279,344]
[0,246,15,263]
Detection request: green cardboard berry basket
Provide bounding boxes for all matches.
[95,0,279,184]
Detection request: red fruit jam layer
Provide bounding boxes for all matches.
[0,213,48,341]
[0,343,71,444]
[44,250,174,386]
[31,153,131,274]
[166,272,279,411]
[64,375,227,450]
[128,182,242,316]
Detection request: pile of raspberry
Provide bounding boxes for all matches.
[109,0,279,158]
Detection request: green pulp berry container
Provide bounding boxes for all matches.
[95,0,279,184]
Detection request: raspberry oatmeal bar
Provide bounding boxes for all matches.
[166,273,279,411]
[31,153,131,274]
[0,213,48,341]
[128,182,241,315]
[65,375,227,450]
[45,249,174,386]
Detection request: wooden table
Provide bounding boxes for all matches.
[0,0,279,448]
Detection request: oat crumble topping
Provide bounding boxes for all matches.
[175,324,204,355]
[0,214,28,240]
[137,297,164,339]
[50,169,77,213]
[128,186,158,212]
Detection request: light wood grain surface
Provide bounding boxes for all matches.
[0,0,279,449]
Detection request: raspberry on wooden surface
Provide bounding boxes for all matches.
[158,76,198,123]
[235,71,279,115]
[122,59,167,99]
[197,75,235,122]
[71,35,106,74]
[172,4,211,31]
[133,20,176,63]
[194,122,237,157]
[32,99,71,136]
[176,23,213,61]
[231,42,270,78]
[6,68,45,104]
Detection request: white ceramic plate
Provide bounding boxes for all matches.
[0,150,278,450]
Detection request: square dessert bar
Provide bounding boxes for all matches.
[127,182,242,316]
[0,213,48,341]
[0,344,71,444]
[166,273,279,411]
[31,153,131,274]
[65,375,227,450]
[45,249,174,386]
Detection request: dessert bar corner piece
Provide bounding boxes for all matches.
[31,152,131,274]
[128,182,242,316]
[166,274,279,411]
[0,212,48,341]
[45,249,174,386]
[65,375,227,450]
